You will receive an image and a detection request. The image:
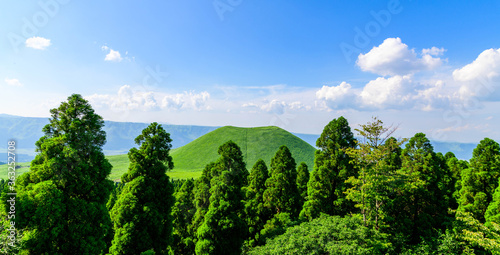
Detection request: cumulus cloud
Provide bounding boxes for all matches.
[190,91,210,110]
[261,100,286,115]
[161,91,210,111]
[360,75,413,109]
[414,80,452,111]
[315,76,457,111]
[25,36,51,50]
[315,38,483,111]
[453,48,500,100]
[162,94,184,109]
[87,85,159,111]
[102,45,123,62]
[316,82,356,109]
[105,49,123,62]
[4,78,23,87]
[288,101,311,111]
[357,37,443,76]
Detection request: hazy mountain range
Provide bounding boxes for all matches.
[0,114,477,162]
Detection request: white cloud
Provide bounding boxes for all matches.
[160,91,210,111]
[316,82,356,109]
[315,76,455,111]
[190,91,210,110]
[357,37,443,76]
[289,101,311,111]
[261,100,286,115]
[242,103,259,108]
[414,80,453,111]
[105,49,123,62]
[162,94,184,109]
[453,48,500,100]
[360,75,413,109]
[87,85,210,112]
[453,49,500,82]
[87,85,159,111]
[25,36,51,50]
[4,78,23,87]
[422,47,446,56]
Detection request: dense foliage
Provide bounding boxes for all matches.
[3,96,500,254]
[247,214,388,255]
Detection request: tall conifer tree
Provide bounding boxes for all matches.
[243,159,271,247]
[296,162,310,205]
[300,116,356,220]
[11,94,113,254]
[195,141,248,255]
[109,122,175,255]
[263,145,300,218]
[172,179,196,255]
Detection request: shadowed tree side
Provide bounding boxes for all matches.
[296,162,310,208]
[172,179,196,255]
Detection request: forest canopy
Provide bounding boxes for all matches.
[1,95,500,254]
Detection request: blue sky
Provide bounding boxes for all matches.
[1,0,500,143]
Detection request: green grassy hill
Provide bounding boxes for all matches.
[107,126,316,181]
[1,126,316,181]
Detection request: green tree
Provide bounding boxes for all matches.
[243,159,272,247]
[394,133,449,244]
[109,122,175,255]
[455,210,500,254]
[300,116,356,220]
[458,138,500,223]
[248,214,389,255]
[263,145,300,218]
[4,94,114,254]
[344,117,404,230]
[296,162,309,204]
[172,179,196,255]
[191,161,217,240]
[195,141,248,255]
[107,182,125,212]
[446,153,469,210]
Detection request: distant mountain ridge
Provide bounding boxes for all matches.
[0,114,479,162]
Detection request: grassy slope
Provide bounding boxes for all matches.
[108,126,316,181]
[1,126,316,181]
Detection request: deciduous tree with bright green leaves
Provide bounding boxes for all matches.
[458,138,500,223]
[109,122,175,255]
[300,116,356,221]
[344,117,405,230]
[5,94,114,254]
[195,141,248,255]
